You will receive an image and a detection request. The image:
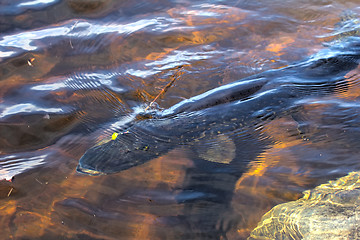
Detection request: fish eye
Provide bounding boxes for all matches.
[143,145,149,151]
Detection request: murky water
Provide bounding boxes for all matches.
[1,0,360,239]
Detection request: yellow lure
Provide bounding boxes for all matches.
[112,132,119,140]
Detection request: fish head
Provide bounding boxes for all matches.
[77,131,166,175]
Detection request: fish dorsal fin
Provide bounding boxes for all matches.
[161,77,268,117]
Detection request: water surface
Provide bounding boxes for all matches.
[0,0,360,239]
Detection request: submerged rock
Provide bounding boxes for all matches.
[249,171,360,240]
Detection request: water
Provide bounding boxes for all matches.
[0,0,360,239]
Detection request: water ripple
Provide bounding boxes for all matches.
[0,1,359,239]
[0,16,183,60]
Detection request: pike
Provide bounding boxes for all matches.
[77,36,360,175]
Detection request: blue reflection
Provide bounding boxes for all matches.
[125,68,160,78]
[146,49,224,68]
[31,82,66,91]
[0,49,16,58]
[0,103,63,118]
[17,0,58,7]
[0,154,47,181]
[0,0,59,15]
[125,47,229,78]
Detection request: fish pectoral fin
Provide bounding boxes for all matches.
[193,134,236,164]
[290,108,319,141]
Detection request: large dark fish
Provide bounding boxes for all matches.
[77,36,360,175]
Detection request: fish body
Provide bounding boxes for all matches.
[77,36,360,175]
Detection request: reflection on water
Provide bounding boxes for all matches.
[0,0,360,239]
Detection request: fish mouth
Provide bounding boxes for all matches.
[76,165,105,176]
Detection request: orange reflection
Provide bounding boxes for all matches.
[12,211,51,239]
[336,65,360,100]
[232,116,312,238]
[266,37,295,54]
[145,48,176,61]
[236,116,303,190]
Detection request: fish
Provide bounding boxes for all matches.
[77,36,360,175]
